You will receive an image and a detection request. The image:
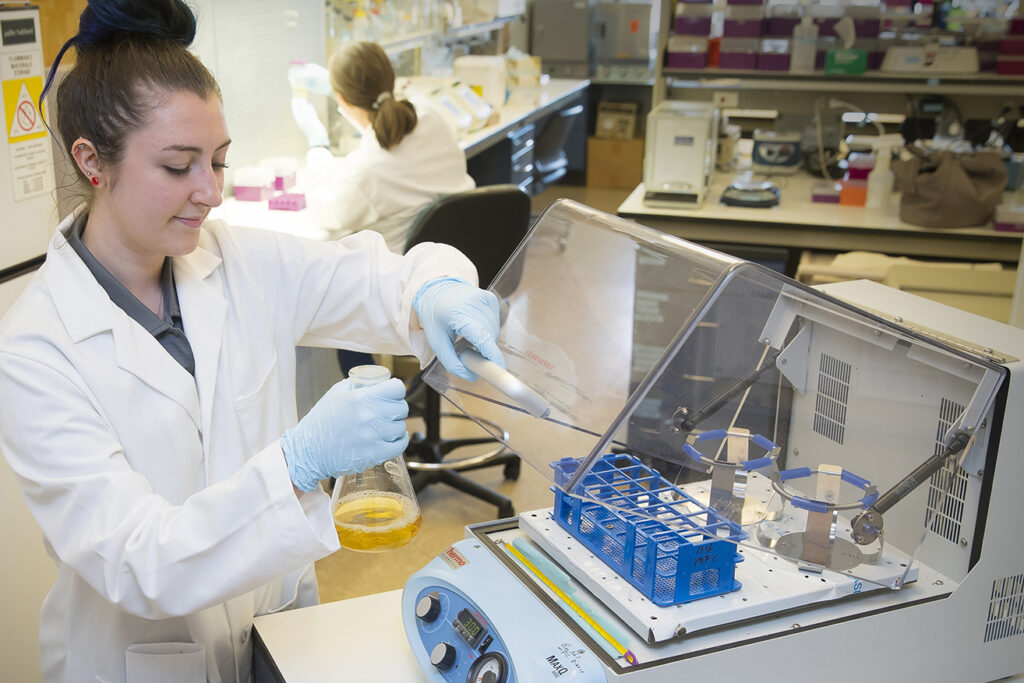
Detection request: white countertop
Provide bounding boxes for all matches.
[618,173,1011,239]
[254,589,427,682]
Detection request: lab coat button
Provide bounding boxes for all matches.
[240,628,249,645]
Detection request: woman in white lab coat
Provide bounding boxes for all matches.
[0,2,503,682]
[292,41,476,253]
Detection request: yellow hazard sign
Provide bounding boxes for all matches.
[3,75,46,143]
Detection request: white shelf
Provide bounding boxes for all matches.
[444,16,514,42]
[379,28,443,55]
[663,68,1024,96]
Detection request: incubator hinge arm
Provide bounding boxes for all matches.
[675,347,781,433]
[850,429,972,545]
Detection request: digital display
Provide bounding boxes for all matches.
[454,608,486,646]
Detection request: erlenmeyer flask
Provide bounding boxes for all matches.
[331,365,422,552]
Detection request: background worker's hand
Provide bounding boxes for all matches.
[281,378,410,492]
[413,277,505,381]
[287,62,332,96]
[290,97,329,149]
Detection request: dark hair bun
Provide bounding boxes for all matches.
[77,0,197,49]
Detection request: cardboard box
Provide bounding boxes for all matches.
[595,101,638,140]
[587,137,645,190]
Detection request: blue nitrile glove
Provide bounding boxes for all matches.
[290,97,329,149]
[287,62,332,96]
[281,378,410,492]
[413,277,505,381]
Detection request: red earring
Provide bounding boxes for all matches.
[90,176,99,186]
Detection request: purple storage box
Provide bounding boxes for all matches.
[757,52,790,70]
[853,19,880,38]
[814,17,839,34]
[725,0,763,4]
[1000,37,1024,55]
[997,57,1024,75]
[767,17,800,35]
[720,51,757,68]
[675,16,712,34]
[724,18,764,37]
[666,51,708,68]
[1010,17,1024,34]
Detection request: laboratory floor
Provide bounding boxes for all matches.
[530,183,630,218]
[314,181,629,603]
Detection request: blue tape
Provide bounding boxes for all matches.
[860,492,879,508]
[791,496,829,513]
[683,443,704,464]
[697,429,728,442]
[742,456,773,471]
[779,467,811,482]
[841,470,871,490]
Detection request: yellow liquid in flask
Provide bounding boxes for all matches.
[333,491,422,552]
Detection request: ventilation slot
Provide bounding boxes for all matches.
[813,354,850,445]
[985,574,1024,643]
[926,398,969,545]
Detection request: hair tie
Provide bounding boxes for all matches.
[372,91,393,110]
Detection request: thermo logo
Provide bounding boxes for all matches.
[439,546,469,570]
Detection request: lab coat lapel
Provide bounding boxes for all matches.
[44,235,203,429]
[172,246,225,457]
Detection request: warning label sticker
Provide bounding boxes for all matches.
[4,75,46,142]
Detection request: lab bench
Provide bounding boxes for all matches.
[617,172,1023,277]
[210,77,589,235]
[253,589,425,682]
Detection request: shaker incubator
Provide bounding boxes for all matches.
[400,200,1024,682]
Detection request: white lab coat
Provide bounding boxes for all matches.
[0,209,477,683]
[304,99,476,252]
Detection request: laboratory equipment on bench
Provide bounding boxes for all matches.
[751,129,802,175]
[643,101,719,208]
[402,199,1024,681]
[331,365,422,552]
[720,174,780,208]
[592,0,660,82]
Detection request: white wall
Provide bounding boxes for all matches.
[190,0,328,183]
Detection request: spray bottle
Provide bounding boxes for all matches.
[848,134,905,212]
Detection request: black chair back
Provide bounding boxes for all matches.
[404,184,532,287]
[533,103,584,176]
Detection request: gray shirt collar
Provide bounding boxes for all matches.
[66,211,181,334]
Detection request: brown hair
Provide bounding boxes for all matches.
[329,41,417,150]
[43,0,221,187]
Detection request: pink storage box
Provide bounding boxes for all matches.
[268,192,307,211]
[234,184,273,201]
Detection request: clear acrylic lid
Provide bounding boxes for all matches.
[423,199,1006,588]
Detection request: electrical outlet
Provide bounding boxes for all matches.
[713,91,739,108]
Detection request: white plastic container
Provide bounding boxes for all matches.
[453,55,508,108]
[790,15,818,72]
[866,149,894,211]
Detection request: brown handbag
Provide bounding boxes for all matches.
[893,150,1007,228]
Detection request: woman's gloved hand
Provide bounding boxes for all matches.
[413,277,505,381]
[290,97,329,149]
[287,62,332,96]
[281,378,410,492]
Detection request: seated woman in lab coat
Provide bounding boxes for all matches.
[291,41,476,253]
[0,2,503,682]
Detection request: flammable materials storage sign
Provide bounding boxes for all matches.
[1,8,54,202]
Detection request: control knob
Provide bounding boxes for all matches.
[416,594,441,623]
[430,642,457,671]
